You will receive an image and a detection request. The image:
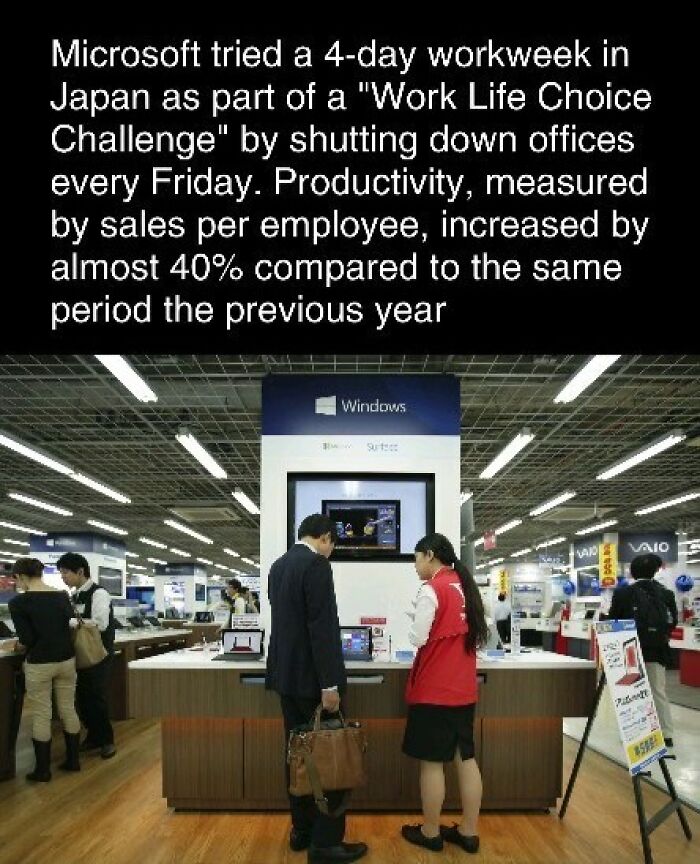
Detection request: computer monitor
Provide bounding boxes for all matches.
[339,626,373,661]
[221,629,264,655]
[97,566,123,597]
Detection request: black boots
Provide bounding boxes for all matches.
[27,738,52,782]
[59,732,81,771]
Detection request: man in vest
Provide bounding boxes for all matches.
[58,552,117,759]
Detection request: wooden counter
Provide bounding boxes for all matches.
[129,651,596,812]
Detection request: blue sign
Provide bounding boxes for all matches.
[262,375,460,436]
[30,532,126,558]
[154,563,207,577]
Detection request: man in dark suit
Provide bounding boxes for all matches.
[266,513,368,864]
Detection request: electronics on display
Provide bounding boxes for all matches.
[340,626,373,661]
[287,473,434,561]
[98,565,123,596]
[195,584,206,602]
[213,628,265,661]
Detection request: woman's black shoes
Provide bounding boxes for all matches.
[27,739,52,782]
[440,824,480,853]
[401,824,443,851]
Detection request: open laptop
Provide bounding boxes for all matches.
[616,637,645,686]
[212,628,265,662]
[340,626,373,662]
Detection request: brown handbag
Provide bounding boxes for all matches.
[71,614,108,669]
[287,705,368,816]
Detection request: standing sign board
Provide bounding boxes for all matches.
[599,542,618,588]
[594,620,667,774]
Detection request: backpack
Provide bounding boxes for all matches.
[630,582,672,650]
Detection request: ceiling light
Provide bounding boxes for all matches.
[0,558,14,565]
[213,563,228,570]
[86,519,128,536]
[529,491,577,517]
[553,355,621,404]
[597,431,686,480]
[232,488,260,515]
[487,557,505,566]
[72,473,131,503]
[495,519,523,535]
[139,537,167,549]
[0,549,22,557]
[168,547,190,557]
[511,548,532,558]
[146,557,167,565]
[535,536,567,549]
[479,429,535,480]
[575,519,619,536]
[240,557,255,565]
[223,547,240,558]
[196,557,213,566]
[679,538,700,546]
[3,538,30,547]
[0,520,46,536]
[474,562,489,570]
[128,564,147,571]
[125,552,140,559]
[0,431,73,475]
[634,492,700,516]
[473,537,484,547]
[95,355,157,403]
[686,558,700,565]
[7,492,73,516]
[163,519,213,544]
[175,430,226,479]
[460,491,473,505]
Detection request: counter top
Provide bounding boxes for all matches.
[128,648,595,672]
[115,628,191,644]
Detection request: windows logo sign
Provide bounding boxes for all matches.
[315,395,337,416]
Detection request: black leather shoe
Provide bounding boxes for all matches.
[100,744,117,759]
[664,737,674,748]
[290,828,311,851]
[79,739,99,753]
[307,841,368,862]
[401,824,443,851]
[440,824,480,853]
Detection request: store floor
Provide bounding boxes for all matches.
[1,715,698,863]
[564,680,700,813]
[667,670,700,711]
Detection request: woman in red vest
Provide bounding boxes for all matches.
[401,533,488,854]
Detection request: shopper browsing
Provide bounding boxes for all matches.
[605,553,678,746]
[493,591,512,645]
[401,533,488,854]
[266,513,368,864]
[224,578,247,622]
[8,558,81,781]
[58,553,117,759]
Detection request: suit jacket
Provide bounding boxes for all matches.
[265,543,347,698]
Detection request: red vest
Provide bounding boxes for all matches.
[405,567,478,706]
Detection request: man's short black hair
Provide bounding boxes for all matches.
[297,513,338,542]
[630,553,663,580]
[227,578,242,591]
[56,552,91,578]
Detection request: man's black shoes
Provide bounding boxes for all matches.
[401,824,443,851]
[440,824,480,853]
[290,829,311,851]
[307,841,368,862]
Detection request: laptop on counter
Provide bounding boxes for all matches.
[212,628,265,662]
[340,626,373,662]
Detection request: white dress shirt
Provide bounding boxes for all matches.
[408,582,439,648]
[71,578,111,631]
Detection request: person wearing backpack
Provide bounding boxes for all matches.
[606,553,678,746]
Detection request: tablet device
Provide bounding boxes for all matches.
[340,626,373,661]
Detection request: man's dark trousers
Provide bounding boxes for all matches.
[280,695,345,848]
[76,656,114,745]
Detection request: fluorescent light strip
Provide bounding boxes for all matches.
[535,536,567,550]
[240,557,255,565]
[196,557,213,566]
[146,557,167,565]
[72,473,131,504]
[163,519,213,544]
[139,537,167,549]
[686,558,700,565]
[529,491,577,517]
[488,558,505,566]
[86,519,128,536]
[575,519,619,536]
[95,355,157,403]
[169,547,190,557]
[223,548,240,558]
[553,355,621,404]
[495,519,523,535]
[474,562,489,570]
[0,431,73,475]
[125,552,140,559]
[473,538,484,547]
[232,488,260,515]
[679,538,700,546]
[213,563,227,571]
[510,548,533,558]
[0,520,46,536]
[0,549,22,557]
[7,492,73,516]
[634,492,700,516]
[128,564,147,571]
[0,559,14,565]
[597,432,686,481]
[3,538,30,547]
[479,430,535,480]
[460,491,473,505]
[175,431,226,480]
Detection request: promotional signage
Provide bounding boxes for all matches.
[498,569,509,594]
[600,542,618,588]
[618,532,678,565]
[262,375,460,436]
[538,551,568,566]
[483,531,496,551]
[573,537,601,568]
[594,620,666,774]
[154,563,207,577]
[30,532,126,558]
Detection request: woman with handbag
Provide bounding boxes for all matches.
[8,557,81,781]
[401,533,488,855]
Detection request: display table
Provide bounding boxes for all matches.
[0,651,24,781]
[157,620,223,645]
[561,619,594,659]
[670,625,700,687]
[110,629,193,720]
[128,650,596,812]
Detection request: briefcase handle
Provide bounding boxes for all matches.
[312,703,346,731]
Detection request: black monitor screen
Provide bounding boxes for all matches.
[195,584,206,602]
[323,500,400,553]
[98,566,123,597]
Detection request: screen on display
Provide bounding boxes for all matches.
[126,586,155,612]
[195,584,206,602]
[98,566,123,596]
[288,473,434,561]
[577,571,602,598]
[340,626,373,660]
[221,629,264,654]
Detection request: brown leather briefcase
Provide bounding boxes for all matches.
[287,705,368,816]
